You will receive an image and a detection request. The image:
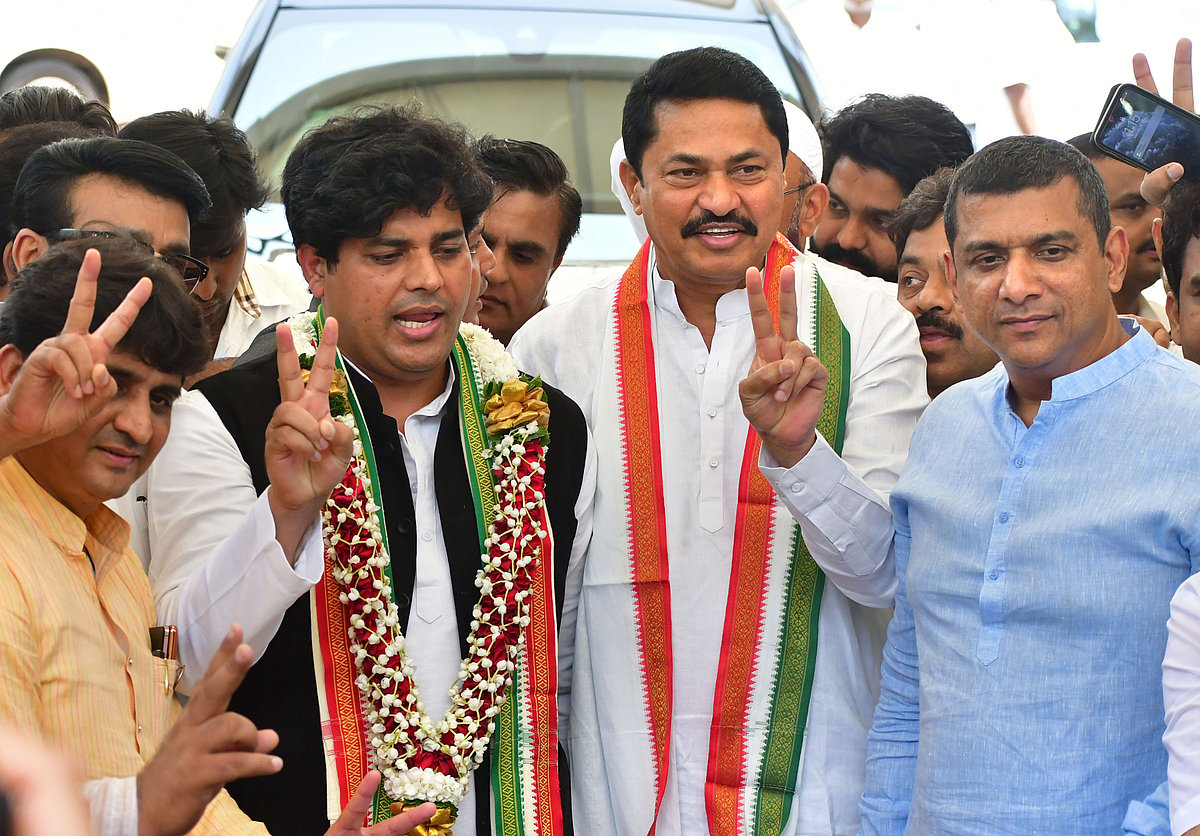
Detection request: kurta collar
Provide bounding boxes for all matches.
[989,319,1157,418]
[1049,319,1154,401]
[0,456,130,570]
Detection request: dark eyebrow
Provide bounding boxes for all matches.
[961,230,1078,255]
[152,384,183,402]
[898,253,925,267]
[662,152,706,167]
[366,235,414,249]
[729,150,767,164]
[510,239,549,256]
[107,366,182,398]
[432,228,465,245]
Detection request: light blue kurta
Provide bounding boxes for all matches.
[862,324,1200,835]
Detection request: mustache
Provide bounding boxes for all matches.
[680,210,758,239]
[813,241,894,281]
[1135,237,1158,255]
[915,311,964,340]
[97,430,149,456]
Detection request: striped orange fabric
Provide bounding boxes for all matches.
[0,456,263,834]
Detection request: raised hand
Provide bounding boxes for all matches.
[324,770,436,836]
[1135,38,1193,207]
[265,317,354,561]
[137,625,282,836]
[739,264,827,469]
[0,248,152,459]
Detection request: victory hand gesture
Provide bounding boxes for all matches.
[0,248,152,459]
[138,625,282,836]
[1135,38,1193,207]
[739,264,826,468]
[265,318,354,561]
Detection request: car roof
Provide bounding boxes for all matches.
[274,0,770,21]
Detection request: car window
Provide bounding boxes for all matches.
[234,7,804,216]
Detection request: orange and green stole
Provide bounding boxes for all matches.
[615,235,849,835]
[308,309,564,834]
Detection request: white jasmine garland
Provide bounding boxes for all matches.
[304,313,551,813]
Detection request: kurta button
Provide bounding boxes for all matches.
[1014,456,1025,468]
[707,408,717,418]
[998,511,1010,523]
[708,457,719,468]
[988,570,999,580]
[790,483,801,493]
[696,364,705,374]
[421,531,433,542]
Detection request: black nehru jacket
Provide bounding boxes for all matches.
[194,350,587,835]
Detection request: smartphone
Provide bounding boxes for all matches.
[1093,83,1200,175]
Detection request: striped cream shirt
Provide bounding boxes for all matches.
[0,455,265,834]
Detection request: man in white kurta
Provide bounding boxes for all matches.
[509,47,927,835]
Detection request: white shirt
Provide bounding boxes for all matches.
[509,246,928,835]
[213,256,311,361]
[1165,573,1200,834]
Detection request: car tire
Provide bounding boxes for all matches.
[0,57,107,104]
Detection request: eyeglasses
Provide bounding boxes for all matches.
[43,228,209,289]
[783,179,817,197]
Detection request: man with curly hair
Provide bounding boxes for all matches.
[140,104,594,836]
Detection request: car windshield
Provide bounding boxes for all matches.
[234,6,804,220]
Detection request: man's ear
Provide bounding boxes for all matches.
[1104,225,1130,295]
[295,244,329,298]
[10,229,48,273]
[618,159,644,215]
[944,249,959,300]
[1167,291,1182,347]
[0,344,26,397]
[797,183,830,242]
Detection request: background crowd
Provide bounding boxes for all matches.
[0,6,1198,836]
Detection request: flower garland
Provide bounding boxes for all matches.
[288,314,551,822]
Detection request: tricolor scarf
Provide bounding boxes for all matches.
[306,311,564,834]
[588,234,849,834]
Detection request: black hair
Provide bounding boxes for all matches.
[1162,180,1200,298]
[1066,132,1106,163]
[944,136,1111,252]
[0,122,101,247]
[819,94,973,195]
[281,104,493,265]
[119,110,268,257]
[621,46,788,181]
[0,237,207,378]
[473,136,582,260]
[12,136,211,238]
[889,166,956,258]
[0,86,117,136]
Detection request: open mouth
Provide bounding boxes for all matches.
[393,309,442,334]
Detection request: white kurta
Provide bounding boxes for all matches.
[509,247,927,835]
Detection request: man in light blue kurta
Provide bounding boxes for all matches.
[860,135,1200,835]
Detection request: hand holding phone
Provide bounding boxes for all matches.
[1128,38,1195,208]
[1093,82,1200,175]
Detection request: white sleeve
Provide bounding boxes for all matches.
[759,283,927,607]
[555,425,596,742]
[1164,573,1200,834]
[82,776,138,836]
[146,390,323,691]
